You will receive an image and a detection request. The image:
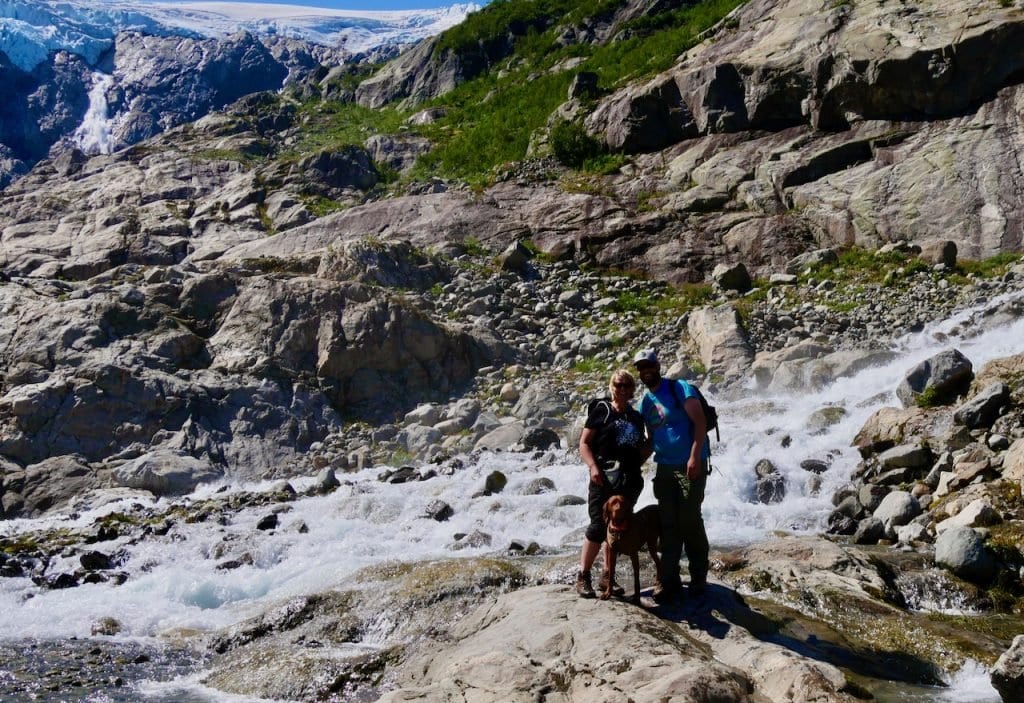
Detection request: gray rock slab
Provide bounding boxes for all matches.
[113,449,222,496]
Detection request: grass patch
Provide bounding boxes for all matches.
[286,102,411,157]
[572,356,610,375]
[952,253,1022,280]
[302,194,349,218]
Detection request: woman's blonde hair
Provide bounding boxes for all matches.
[608,368,636,395]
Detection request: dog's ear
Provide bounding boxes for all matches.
[603,498,611,524]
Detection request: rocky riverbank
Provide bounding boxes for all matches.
[2,258,1023,700]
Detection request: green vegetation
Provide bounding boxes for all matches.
[241,256,309,274]
[287,102,410,157]
[550,120,604,168]
[571,356,610,375]
[302,194,348,218]
[611,283,714,315]
[406,0,746,183]
[915,385,944,409]
[952,253,1022,281]
[462,236,490,257]
[435,0,621,55]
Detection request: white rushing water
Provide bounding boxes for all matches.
[1,288,1021,701]
[72,71,116,155]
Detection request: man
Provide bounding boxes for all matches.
[633,348,710,602]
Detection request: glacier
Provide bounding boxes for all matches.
[0,0,480,72]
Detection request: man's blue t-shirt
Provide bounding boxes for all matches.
[637,378,710,465]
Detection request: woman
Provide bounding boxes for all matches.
[575,368,652,598]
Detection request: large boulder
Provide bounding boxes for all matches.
[992,635,1024,703]
[206,276,506,419]
[1004,439,1024,487]
[585,74,698,154]
[295,147,378,191]
[896,349,974,408]
[872,491,921,532]
[687,304,755,380]
[0,454,104,518]
[934,526,997,585]
[953,382,1010,429]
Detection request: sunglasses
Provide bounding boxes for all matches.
[613,382,635,389]
[634,362,656,370]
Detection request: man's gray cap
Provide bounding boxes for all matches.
[633,349,658,365]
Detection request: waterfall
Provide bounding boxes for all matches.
[72,70,115,155]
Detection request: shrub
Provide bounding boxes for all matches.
[550,120,604,168]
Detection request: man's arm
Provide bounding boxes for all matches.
[683,396,707,480]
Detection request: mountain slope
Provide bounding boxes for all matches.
[0,0,479,187]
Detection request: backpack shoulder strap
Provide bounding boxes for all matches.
[667,378,686,409]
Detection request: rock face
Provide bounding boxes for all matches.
[107,32,289,147]
[570,0,1024,272]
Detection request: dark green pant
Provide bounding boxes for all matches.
[653,462,709,589]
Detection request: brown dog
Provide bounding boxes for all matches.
[602,495,662,604]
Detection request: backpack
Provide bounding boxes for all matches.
[667,379,720,443]
[584,398,627,490]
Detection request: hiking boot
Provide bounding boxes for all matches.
[652,581,681,604]
[575,570,595,598]
[688,580,707,598]
[598,571,625,597]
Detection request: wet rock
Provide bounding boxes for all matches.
[36,573,79,590]
[827,513,857,536]
[79,551,114,571]
[755,468,785,505]
[991,634,1024,703]
[425,500,453,522]
[522,478,556,495]
[382,466,419,484]
[256,514,279,531]
[315,467,340,493]
[482,471,507,495]
[91,617,122,636]
[452,530,492,550]
[799,459,829,474]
